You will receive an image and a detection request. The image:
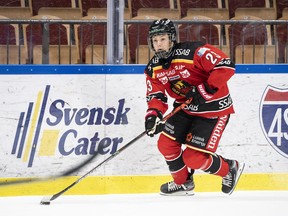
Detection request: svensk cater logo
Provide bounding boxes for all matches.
[260,85,288,158]
[11,85,130,167]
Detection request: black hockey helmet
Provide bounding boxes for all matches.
[148,18,177,59]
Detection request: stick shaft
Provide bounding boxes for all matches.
[44,98,191,202]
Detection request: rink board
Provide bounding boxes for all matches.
[0,64,287,195]
[1,173,288,196]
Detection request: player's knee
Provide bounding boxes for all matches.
[157,133,181,157]
[183,148,210,169]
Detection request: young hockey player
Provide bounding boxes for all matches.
[144,18,245,196]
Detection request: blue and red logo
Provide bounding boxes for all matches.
[260,85,288,158]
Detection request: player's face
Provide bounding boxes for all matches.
[152,34,171,53]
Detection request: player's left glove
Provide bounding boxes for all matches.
[185,83,217,105]
[145,109,164,137]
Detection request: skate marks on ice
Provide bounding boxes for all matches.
[0,191,287,216]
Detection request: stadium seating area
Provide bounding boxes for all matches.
[0,0,287,64]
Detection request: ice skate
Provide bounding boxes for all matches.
[160,176,195,196]
[222,159,245,195]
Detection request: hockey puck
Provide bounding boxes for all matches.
[40,201,50,205]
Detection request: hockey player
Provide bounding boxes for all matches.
[144,18,245,196]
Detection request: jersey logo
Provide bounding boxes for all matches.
[260,85,288,158]
[197,47,209,57]
[159,76,169,85]
[180,69,190,78]
[175,48,191,56]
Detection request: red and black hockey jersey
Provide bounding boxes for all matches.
[144,41,236,118]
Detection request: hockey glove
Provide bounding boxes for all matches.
[145,109,164,137]
[186,83,217,105]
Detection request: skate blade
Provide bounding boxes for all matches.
[160,190,195,196]
[228,162,245,195]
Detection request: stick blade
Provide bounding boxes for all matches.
[40,195,52,205]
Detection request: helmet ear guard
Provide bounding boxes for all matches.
[148,18,177,59]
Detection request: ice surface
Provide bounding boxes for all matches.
[0,191,287,216]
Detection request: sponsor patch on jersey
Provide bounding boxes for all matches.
[168,75,180,81]
[180,69,190,78]
[159,76,169,85]
[197,47,209,57]
[260,85,288,159]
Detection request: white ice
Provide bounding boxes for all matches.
[0,191,287,216]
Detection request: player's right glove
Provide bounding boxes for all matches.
[145,109,164,137]
[185,82,217,105]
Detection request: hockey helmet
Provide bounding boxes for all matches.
[148,18,177,59]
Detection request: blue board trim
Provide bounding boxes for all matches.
[0,64,287,75]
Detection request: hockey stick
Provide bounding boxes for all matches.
[0,147,103,186]
[40,98,192,205]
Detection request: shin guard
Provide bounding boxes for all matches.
[202,154,229,177]
[165,151,189,184]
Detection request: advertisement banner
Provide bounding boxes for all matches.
[0,65,288,180]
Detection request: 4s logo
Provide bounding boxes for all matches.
[260,85,288,158]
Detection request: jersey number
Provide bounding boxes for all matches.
[147,80,152,92]
[205,53,217,64]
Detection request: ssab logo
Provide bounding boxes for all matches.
[11,85,130,167]
[260,85,288,158]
